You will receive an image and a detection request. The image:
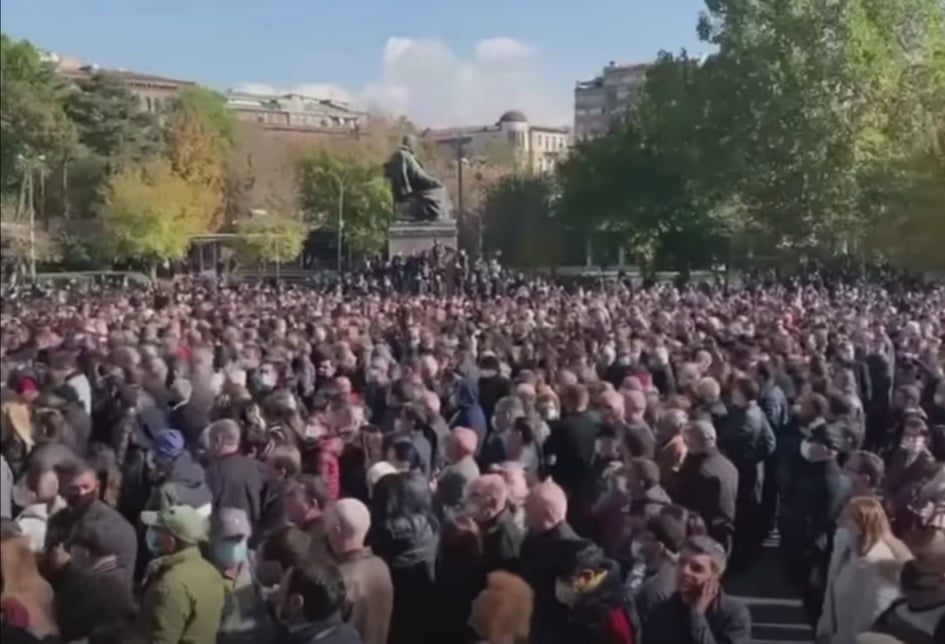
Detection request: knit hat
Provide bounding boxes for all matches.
[151,429,185,461]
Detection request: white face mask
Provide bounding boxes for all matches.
[541,408,559,421]
[259,373,277,389]
[554,579,577,607]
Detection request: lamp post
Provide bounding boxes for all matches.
[455,135,472,254]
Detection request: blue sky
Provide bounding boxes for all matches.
[1,0,708,126]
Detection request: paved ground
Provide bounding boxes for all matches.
[723,535,814,644]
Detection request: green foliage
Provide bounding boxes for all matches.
[172,87,235,146]
[234,213,306,264]
[297,150,392,256]
[0,35,77,194]
[100,158,213,265]
[482,173,563,266]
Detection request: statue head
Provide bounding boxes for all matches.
[401,134,418,152]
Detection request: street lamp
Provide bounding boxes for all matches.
[15,152,45,281]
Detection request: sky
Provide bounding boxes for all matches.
[1,0,708,127]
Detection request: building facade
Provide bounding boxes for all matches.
[426,111,571,173]
[574,62,649,141]
[225,91,367,134]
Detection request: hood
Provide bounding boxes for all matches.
[167,451,207,489]
[455,377,481,408]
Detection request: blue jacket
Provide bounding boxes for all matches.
[449,378,488,446]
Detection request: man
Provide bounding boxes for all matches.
[466,474,524,574]
[654,408,689,491]
[674,420,739,553]
[635,513,687,627]
[139,505,226,644]
[211,508,274,644]
[620,389,656,459]
[553,539,638,644]
[718,376,776,569]
[205,419,264,529]
[168,378,210,445]
[146,428,212,515]
[45,459,138,588]
[518,481,581,644]
[843,449,885,497]
[433,427,480,519]
[642,536,751,644]
[324,499,393,644]
[283,474,333,543]
[275,562,366,644]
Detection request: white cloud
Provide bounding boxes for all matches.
[237,36,571,128]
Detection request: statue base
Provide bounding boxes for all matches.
[387,220,458,258]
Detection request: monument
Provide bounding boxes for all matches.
[383,135,458,257]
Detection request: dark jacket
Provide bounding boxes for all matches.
[564,558,640,644]
[634,561,677,628]
[54,561,137,642]
[205,453,264,528]
[758,381,789,432]
[480,506,524,575]
[718,402,776,470]
[169,401,211,446]
[617,421,656,460]
[517,521,581,644]
[450,378,488,446]
[629,485,672,520]
[280,615,363,644]
[150,450,213,511]
[477,374,511,426]
[642,591,751,644]
[545,411,600,496]
[675,448,739,550]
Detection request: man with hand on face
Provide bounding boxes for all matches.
[643,536,751,644]
[43,459,137,588]
[139,505,226,644]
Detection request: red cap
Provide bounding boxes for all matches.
[16,376,37,396]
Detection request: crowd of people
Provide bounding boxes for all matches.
[0,260,944,644]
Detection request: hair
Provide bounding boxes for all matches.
[682,535,728,575]
[660,504,708,537]
[469,572,533,644]
[285,561,349,622]
[845,496,893,556]
[285,475,332,511]
[0,533,50,601]
[267,444,302,477]
[645,514,687,555]
[630,458,660,488]
[86,443,122,507]
[556,539,607,579]
[847,450,885,490]
[259,525,318,571]
[732,376,760,402]
[208,418,242,447]
[386,438,422,471]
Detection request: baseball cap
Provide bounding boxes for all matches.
[152,429,185,461]
[212,508,251,540]
[141,505,208,545]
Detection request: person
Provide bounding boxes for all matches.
[44,459,138,588]
[545,384,599,535]
[817,497,913,644]
[434,515,485,643]
[517,481,580,644]
[635,512,688,627]
[52,525,138,642]
[553,539,638,644]
[211,508,274,644]
[272,561,364,644]
[654,408,688,491]
[145,428,213,515]
[12,465,65,552]
[469,571,533,644]
[0,533,58,639]
[205,419,264,529]
[843,450,886,497]
[642,536,751,644]
[324,499,393,644]
[674,420,739,553]
[1,454,11,519]
[434,427,480,519]
[138,505,226,644]
[283,474,333,543]
[450,376,489,447]
[466,474,524,575]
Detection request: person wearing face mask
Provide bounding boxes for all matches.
[674,420,738,554]
[783,423,853,627]
[552,539,639,644]
[273,562,363,644]
[43,460,137,589]
[52,530,137,643]
[138,505,225,644]
[859,529,945,644]
[212,508,275,644]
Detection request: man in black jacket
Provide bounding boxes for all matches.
[545,384,599,536]
[205,419,264,530]
[675,420,739,553]
[643,536,751,644]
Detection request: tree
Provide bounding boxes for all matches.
[297,149,392,256]
[482,173,564,266]
[234,213,306,265]
[165,87,234,230]
[99,158,213,272]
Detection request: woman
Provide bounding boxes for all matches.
[469,571,533,644]
[0,533,58,639]
[817,496,913,644]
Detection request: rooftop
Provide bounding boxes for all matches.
[225,91,365,117]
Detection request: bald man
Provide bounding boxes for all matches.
[325,499,393,644]
[434,427,481,519]
[518,481,581,644]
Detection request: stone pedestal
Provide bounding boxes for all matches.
[387,221,458,257]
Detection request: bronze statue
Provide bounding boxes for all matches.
[384,135,452,223]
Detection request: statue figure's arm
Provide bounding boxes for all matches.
[405,153,443,190]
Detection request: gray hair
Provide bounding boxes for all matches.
[688,419,717,446]
[207,419,241,447]
[494,395,526,420]
[683,535,728,574]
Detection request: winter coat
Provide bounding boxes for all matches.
[54,560,137,642]
[634,561,677,628]
[434,456,480,519]
[138,546,226,644]
[480,506,524,575]
[450,378,488,446]
[517,521,581,644]
[642,591,751,644]
[280,615,363,644]
[148,451,213,514]
[205,453,264,528]
[563,559,640,644]
[545,411,600,497]
[336,548,393,644]
[675,448,739,550]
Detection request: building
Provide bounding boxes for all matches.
[574,62,650,141]
[426,111,571,173]
[46,52,194,114]
[225,91,367,134]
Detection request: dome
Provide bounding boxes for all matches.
[498,110,528,124]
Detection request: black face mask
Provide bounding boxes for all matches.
[65,491,98,514]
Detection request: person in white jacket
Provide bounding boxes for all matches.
[817,496,914,644]
[13,466,66,552]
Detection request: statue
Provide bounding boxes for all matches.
[384,135,453,223]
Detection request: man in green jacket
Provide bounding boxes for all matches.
[139,505,226,644]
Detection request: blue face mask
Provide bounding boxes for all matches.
[213,539,248,568]
[145,527,164,555]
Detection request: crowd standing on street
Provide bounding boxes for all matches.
[1,257,944,644]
